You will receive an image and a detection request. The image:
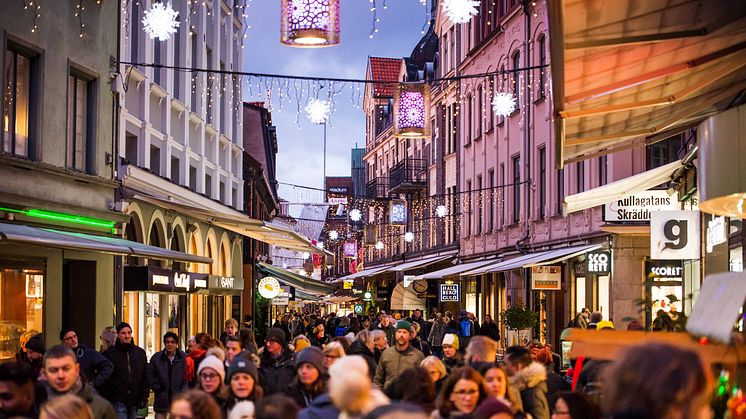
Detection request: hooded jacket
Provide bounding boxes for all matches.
[373,344,424,391]
[428,321,446,347]
[73,344,114,390]
[346,340,376,378]
[147,348,188,412]
[510,361,550,419]
[103,340,149,407]
[298,393,341,419]
[45,379,117,419]
[258,347,296,395]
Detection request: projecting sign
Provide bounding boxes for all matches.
[343,279,354,290]
[603,190,680,222]
[354,304,364,315]
[706,216,727,253]
[651,210,700,260]
[389,200,407,225]
[531,265,562,291]
[272,286,291,305]
[439,283,460,302]
[329,197,348,205]
[586,250,611,274]
[645,260,683,279]
[343,241,357,258]
[258,277,281,299]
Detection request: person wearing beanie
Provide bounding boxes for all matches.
[259,328,296,395]
[22,333,45,379]
[441,334,464,371]
[60,327,113,391]
[473,398,514,419]
[197,355,228,407]
[224,357,263,416]
[147,332,188,419]
[284,347,327,408]
[102,322,149,417]
[293,335,311,353]
[373,320,425,391]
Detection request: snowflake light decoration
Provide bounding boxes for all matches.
[404,232,415,243]
[302,252,310,260]
[492,92,517,117]
[305,98,331,124]
[349,209,362,222]
[375,241,385,250]
[142,2,180,41]
[442,0,480,24]
[394,84,430,138]
[281,0,340,47]
[328,230,339,240]
[435,205,448,218]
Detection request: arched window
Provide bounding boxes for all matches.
[538,35,546,98]
[512,51,521,108]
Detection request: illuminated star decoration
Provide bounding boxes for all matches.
[305,98,331,124]
[442,0,480,24]
[492,92,517,117]
[435,205,448,218]
[302,252,310,259]
[375,241,384,250]
[142,2,180,41]
[404,232,415,243]
[328,230,339,240]
[349,209,362,222]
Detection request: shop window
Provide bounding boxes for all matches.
[575,276,586,313]
[62,260,96,346]
[3,46,38,159]
[67,71,95,173]
[512,155,520,223]
[598,275,610,317]
[0,267,44,359]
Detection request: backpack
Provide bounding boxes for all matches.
[335,326,347,337]
[460,319,472,337]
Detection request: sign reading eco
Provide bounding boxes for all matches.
[650,210,700,260]
[586,250,611,273]
[258,277,281,299]
[439,283,460,302]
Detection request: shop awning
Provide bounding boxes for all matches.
[337,266,392,281]
[563,160,682,215]
[413,258,499,280]
[295,289,323,301]
[390,282,426,311]
[462,244,602,275]
[256,261,337,295]
[386,255,452,272]
[548,0,746,167]
[0,222,212,264]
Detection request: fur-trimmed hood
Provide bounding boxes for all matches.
[510,361,548,391]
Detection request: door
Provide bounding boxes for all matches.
[62,260,97,347]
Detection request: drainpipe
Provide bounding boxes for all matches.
[113,0,123,324]
[516,1,532,254]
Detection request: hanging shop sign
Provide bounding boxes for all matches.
[376,285,390,299]
[343,240,357,258]
[343,279,354,290]
[328,196,348,205]
[439,283,460,302]
[352,278,365,295]
[272,286,291,306]
[206,275,244,295]
[531,265,562,291]
[124,266,208,293]
[258,277,281,299]
[389,200,407,225]
[363,291,372,301]
[603,190,680,222]
[706,215,727,253]
[651,210,700,260]
[586,250,611,274]
[645,260,684,279]
[354,304,364,315]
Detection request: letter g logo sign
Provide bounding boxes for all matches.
[651,211,699,260]
[663,219,688,250]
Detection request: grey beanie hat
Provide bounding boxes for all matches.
[295,346,325,373]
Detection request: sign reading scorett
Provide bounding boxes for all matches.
[586,250,611,274]
[604,190,680,222]
[645,260,683,279]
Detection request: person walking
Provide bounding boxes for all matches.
[258,328,296,396]
[60,327,113,391]
[223,356,263,416]
[103,322,149,419]
[147,332,188,419]
[375,315,396,347]
[373,320,425,391]
[504,345,550,419]
[347,329,377,378]
[284,347,327,408]
[219,319,239,347]
[196,355,228,407]
[428,313,447,358]
[479,315,501,343]
[441,334,464,371]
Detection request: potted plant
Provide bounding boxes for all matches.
[500,304,539,346]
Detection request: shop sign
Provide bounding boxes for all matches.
[574,261,586,277]
[403,275,415,288]
[645,260,683,279]
[376,286,390,299]
[706,216,727,253]
[531,265,562,291]
[604,190,680,223]
[258,277,281,299]
[329,196,348,205]
[124,266,209,293]
[343,241,357,258]
[207,275,244,294]
[329,187,348,193]
[343,279,354,290]
[364,291,372,301]
[354,304,364,315]
[586,250,611,274]
[389,200,407,225]
[272,286,291,305]
[439,283,460,302]
[651,210,700,260]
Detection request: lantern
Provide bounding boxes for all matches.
[394,83,430,138]
[281,0,340,47]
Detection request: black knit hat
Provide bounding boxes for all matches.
[25,334,45,354]
[226,356,258,383]
[59,326,75,341]
[295,347,324,373]
[116,322,132,333]
[266,328,286,346]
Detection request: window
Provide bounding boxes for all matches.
[153,39,162,86]
[500,164,505,226]
[173,17,181,101]
[443,33,449,75]
[205,174,212,197]
[477,175,483,235]
[557,168,564,214]
[465,180,472,237]
[0,266,44,333]
[539,147,546,218]
[488,77,495,130]
[647,134,683,169]
[3,47,37,158]
[232,187,237,207]
[512,155,521,223]
[130,1,140,64]
[431,118,437,162]
[451,104,458,151]
[450,29,455,70]
[170,156,180,183]
[67,72,94,173]
[599,154,608,186]
[149,145,161,175]
[190,33,198,111]
[538,35,546,99]
[488,170,495,231]
[206,47,213,123]
[466,95,472,144]
[576,161,585,193]
[219,181,225,203]
[125,133,138,163]
[512,52,520,110]
[189,165,197,190]
[476,85,482,137]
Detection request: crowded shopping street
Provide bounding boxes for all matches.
[1,0,746,418]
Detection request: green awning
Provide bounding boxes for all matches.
[256,262,337,296]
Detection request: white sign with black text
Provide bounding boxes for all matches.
[650,211,700,260]
[604,190,680,222]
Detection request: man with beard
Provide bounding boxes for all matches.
[373,320,424,391]
[103,322,149,419]
[258,328,296,395]
[60,327,113,390]
[0,361,45,418]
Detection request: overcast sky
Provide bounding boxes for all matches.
[242,1,430,212]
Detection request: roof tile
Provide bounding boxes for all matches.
[369,57,401,98]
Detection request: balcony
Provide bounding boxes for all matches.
[366,177,389,198]
[389,159,427,193]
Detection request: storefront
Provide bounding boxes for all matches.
[571,249,612,318]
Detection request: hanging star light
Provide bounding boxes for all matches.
[435,205,448,218]
[442,0,480,24]
[404,232,415,243]
[375,241,385,250]
[142,2,180,41]
[305,98,331,124]
[492,92,517,117]
[302,252,310,260]
[328,230,339,240]
[349,208,362,222]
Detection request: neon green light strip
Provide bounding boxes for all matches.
[0,207,116,228]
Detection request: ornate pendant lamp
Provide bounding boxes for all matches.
[394,83,430,138]
[281,0,340,47]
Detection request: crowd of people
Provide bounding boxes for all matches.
[0,309,715,419]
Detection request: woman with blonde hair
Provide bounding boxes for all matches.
[322,341,346,369]
[420,356,448,394]
[40,395,93,419]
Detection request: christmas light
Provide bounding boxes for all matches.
[302,252,310,259]
[349,208,362,222]
[436,205,448,218]
[492,92,517,117]
[305,98,331,124]
[394,83,430,138]
[375,241,384,250]
[442,0,480,24]
[281,0,340,47]
[328,230,339,240]
[404,232,415,243]
[142,2,180,41]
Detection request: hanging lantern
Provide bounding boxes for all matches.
[142,2,180,41]
[328,230,339,240]
[394,83,430,138]
[349,208,362,222]
[281,0,340,47]
[375,241,385,250]
[305,98,331,124]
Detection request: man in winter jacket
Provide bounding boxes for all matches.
[147,332,188,419]
[504,345,550,419]
[408,309,428,339]
[373,320,424,391]
[258,328,296,395]
[375,315,396,347]
[60,327,114,390]
[103,322,149,419]
[42,344,116,419]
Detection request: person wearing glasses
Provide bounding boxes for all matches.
[60,327,113,391]
[147,332,188,419]
[322,342,345,370]
[196,355,228,408]
[432,367,487,418]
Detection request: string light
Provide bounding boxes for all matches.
[142,1,180,41]
[442,0,480,24]
[349,208,362,222]
[436,205,448,218]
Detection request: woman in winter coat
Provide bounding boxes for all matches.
[346,330,377,378]
[420,356,448,395]
[223,357,263,417]
[187,333,211,386]
[479,364,525,417]
[432,367,487,418]
[196,355,229,409]
[309,324,330,348]
[428,313,447,358]
[284,347,327,408]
